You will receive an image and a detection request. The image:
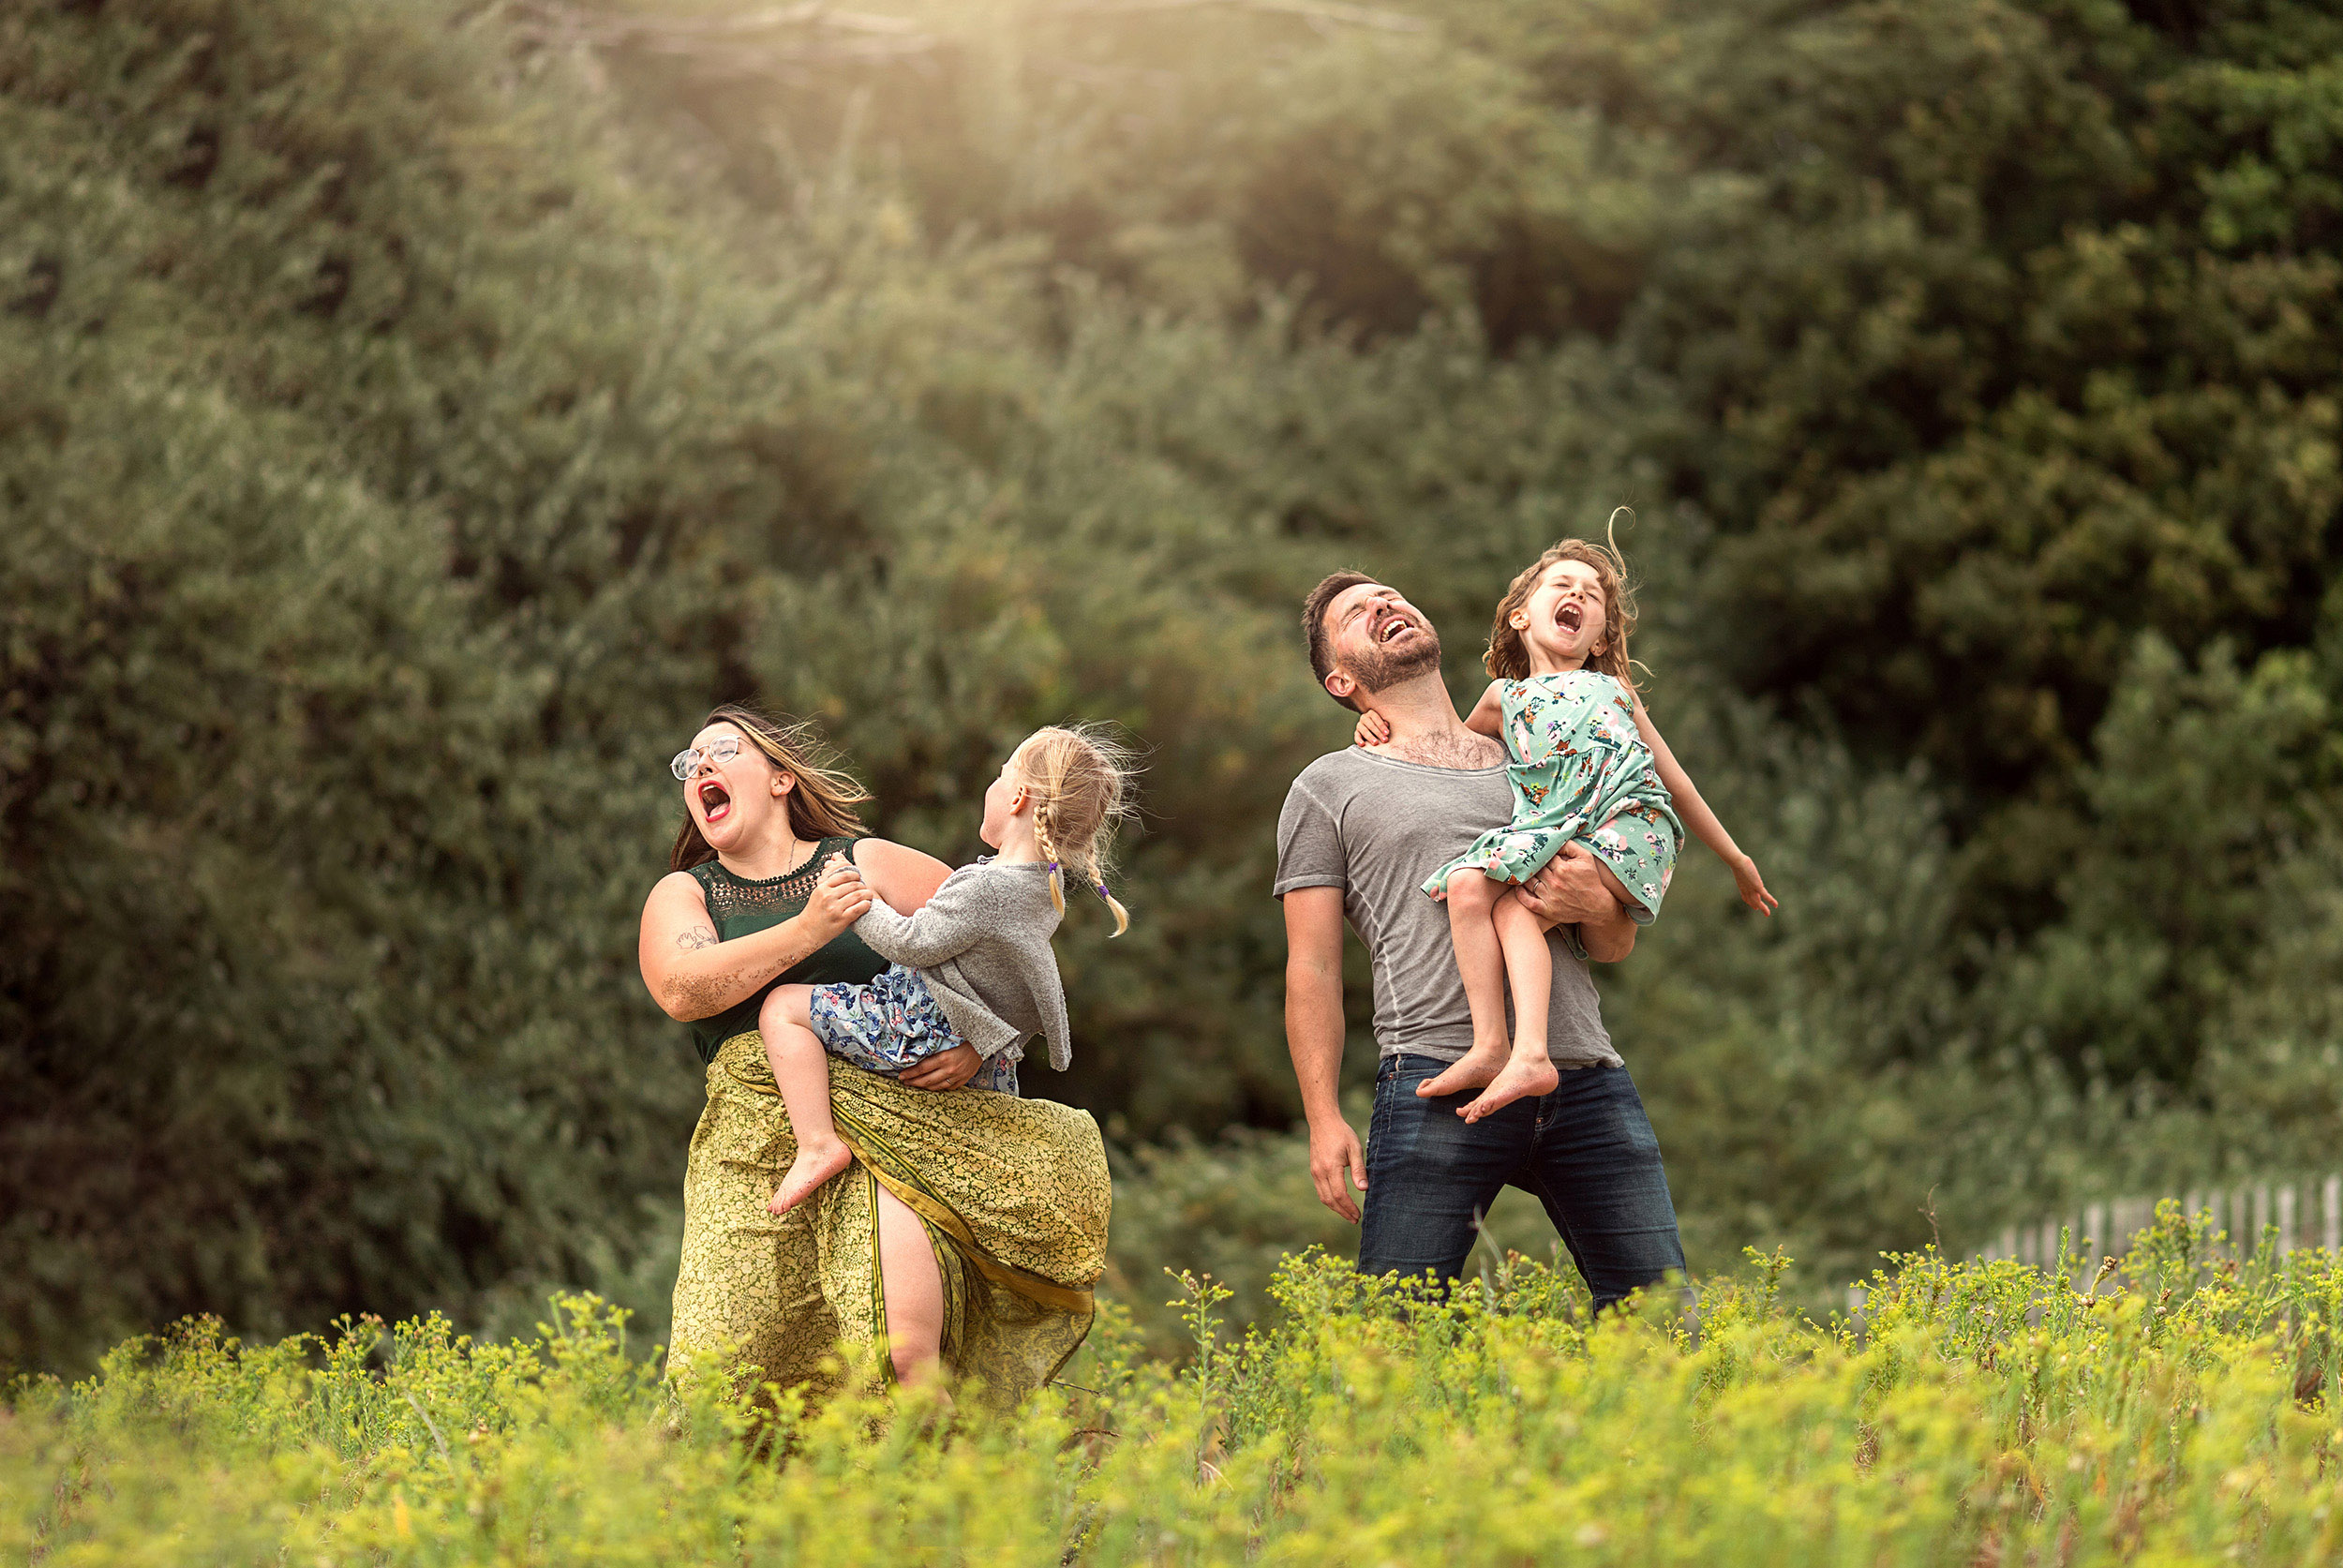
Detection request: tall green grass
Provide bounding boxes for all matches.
[10,1206,2341,1564]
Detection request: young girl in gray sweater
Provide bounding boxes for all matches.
[758,724,1135,1216]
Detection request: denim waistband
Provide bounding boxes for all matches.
[1376,1052,1602,1083]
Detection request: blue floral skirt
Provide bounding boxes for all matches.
[808,963,1020,1096]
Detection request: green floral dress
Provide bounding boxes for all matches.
[1423,669,1683,922]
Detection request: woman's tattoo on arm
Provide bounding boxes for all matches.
[663,926,822,1019]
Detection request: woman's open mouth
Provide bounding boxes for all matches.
[698,780,733,825]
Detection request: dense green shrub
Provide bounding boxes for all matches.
[0,0,1341,1368]
[556,0,2343,1272]
[8,0,2343,1377]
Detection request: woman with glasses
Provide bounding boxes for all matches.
[640,706,1109,1411]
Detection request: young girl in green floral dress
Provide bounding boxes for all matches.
[1355,523,1776,1122]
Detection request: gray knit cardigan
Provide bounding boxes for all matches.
[851,859,1072,1070]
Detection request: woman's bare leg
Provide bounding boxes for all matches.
[760,985,854,1215]
[873,1183,946,1388]
[1417,869,1514,1098]
[1459,889,1561,1122]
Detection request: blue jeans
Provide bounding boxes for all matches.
[1358,1053,1686,1312]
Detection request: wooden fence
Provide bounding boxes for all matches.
[1977,1175,2343,1269]
[1843,1178,2343,1318]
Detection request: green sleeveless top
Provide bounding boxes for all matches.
[685,836,889,1064]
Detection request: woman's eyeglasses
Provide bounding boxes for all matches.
[669,737,745,780]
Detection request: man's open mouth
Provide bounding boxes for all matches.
[1379,615,1415,644]
[698,781,732,824]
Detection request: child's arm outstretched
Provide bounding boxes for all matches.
[1630,697,1777,915]
[1353,681,1503,748]
[831,854,997,967]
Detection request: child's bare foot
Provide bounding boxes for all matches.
[1415,1040,1509,1099]
[767,1140,853,1216]
[1458,1055,1560,1123]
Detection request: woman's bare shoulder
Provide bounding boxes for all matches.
[849,837,954,910]
[847,836,941,871]
[643,869,709,917]
[638,871,714,967]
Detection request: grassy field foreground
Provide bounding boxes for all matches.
[7,1209,2342,1565]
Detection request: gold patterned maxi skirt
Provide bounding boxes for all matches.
[667,1034,1110,1413]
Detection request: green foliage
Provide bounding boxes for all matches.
[1099,1123,1361,1357]
[607,0,2343,834]
[2,0,722,1371]
[8,0,2343,1379]
[0,0,1337,1368]
[13,1232,2343,1563]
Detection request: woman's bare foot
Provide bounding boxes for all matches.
[1458,1054,1560,1123]
[1415,1039,1510,1098]
[767,1140,853,1215]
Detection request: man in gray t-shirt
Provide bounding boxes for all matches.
[1276,748,1622,1071]
[1276,571,1685,1307]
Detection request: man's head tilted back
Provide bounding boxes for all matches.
[1302,572,1442,714]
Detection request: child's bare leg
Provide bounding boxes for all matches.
[873,1183,947,1390]
[1584,821,1648,916]
[1589,858,1639,913]
[1459,889,1561,1122]
[760,985,853,1216]
[1417,869,1514,1098]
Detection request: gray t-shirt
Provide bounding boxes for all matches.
[1273,748,1622,1068]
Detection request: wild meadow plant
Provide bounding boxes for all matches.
[8,1204,2342,1565]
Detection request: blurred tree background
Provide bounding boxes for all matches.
[5,0,2340,1371]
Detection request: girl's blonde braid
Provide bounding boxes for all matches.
[1073,828,1131,936]
[1017,724,1135,936]
[1041,733,1075,917]
[1034,802,1067,918]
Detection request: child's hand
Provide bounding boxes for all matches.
[803,858,873,938]
[1353,709,1391,748]
[1731,855,1778,916]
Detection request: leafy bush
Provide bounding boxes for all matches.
[12,1215,2343,1564]
[11,0,2343,1381]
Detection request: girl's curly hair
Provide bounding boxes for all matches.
[1484,508,1639,693]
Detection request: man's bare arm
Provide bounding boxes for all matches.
[1575,903,1638,963]
[1283,886,1366,1223]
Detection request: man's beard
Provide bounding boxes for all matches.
[1343,628,1442,696]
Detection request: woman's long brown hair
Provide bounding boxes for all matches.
[668,706,873,873]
